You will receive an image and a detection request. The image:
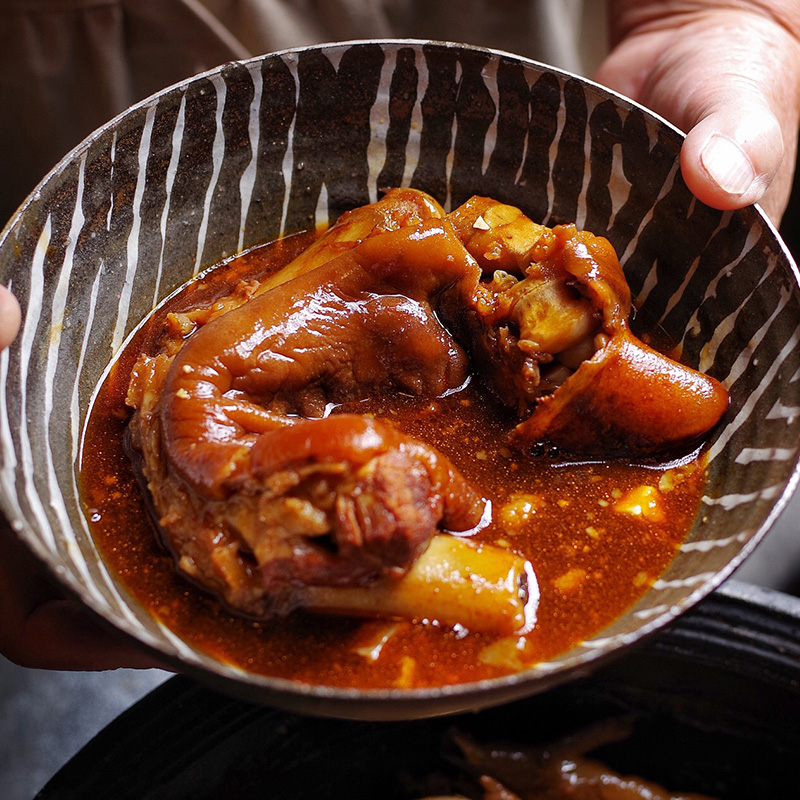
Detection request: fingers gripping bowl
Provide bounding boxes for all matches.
[1,41,799,719]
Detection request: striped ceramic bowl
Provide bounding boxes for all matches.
[1,41,799,719]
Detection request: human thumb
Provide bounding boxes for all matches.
[679,92,784,216]
[595,8,800,224]
[0,285,20,351]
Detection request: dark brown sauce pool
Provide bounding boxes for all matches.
[80,232,707,689]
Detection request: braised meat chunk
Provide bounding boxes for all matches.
[125,189,728,631]
[446,196,729,453]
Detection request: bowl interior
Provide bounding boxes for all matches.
[2,40,800,718]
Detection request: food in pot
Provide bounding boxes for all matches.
[416,721,718,800]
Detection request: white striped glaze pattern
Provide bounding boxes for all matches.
[1,41,799,710]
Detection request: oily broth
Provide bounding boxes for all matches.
[80,233,707,690]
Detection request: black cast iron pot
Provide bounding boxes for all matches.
[36,580,800,799]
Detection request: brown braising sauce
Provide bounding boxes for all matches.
[81,231,707,690]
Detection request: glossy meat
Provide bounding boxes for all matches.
[513,227,729,455]
[162,187,445,342]
[129,204,489,617]
[161,220,479,497]
[253,186,444,296]
[446,197,729,455]
[127,190,727,622]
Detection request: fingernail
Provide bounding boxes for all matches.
[700,133,756,196]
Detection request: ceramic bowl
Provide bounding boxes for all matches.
[2,40,800,719]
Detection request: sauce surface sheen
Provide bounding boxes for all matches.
[80,232,706,689]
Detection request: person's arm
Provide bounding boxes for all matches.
[595,0,800,225]
[0,513,163,670]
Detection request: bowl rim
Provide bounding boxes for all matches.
[3,35,792,250]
